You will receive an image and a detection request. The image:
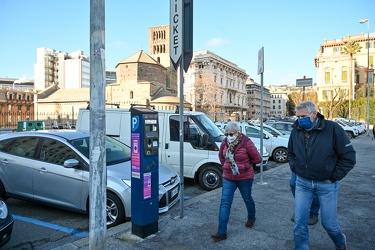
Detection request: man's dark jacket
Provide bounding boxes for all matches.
[288,113,356,182]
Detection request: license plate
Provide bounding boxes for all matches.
[171,186,179,198]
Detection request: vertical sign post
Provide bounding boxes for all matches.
[170,0,184,218]
[170,0,193,219]
[257,47,267,185]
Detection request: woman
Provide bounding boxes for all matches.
[211,122,262,242]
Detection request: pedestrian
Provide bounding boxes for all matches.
[288,100,356,250]
[290,172,320,225]
[372,123,375,140]
[211,122,262,242]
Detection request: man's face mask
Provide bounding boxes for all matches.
[298,116,312,129]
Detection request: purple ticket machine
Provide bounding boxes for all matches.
[130,106,159,238]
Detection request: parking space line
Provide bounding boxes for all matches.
[12,214,89,237]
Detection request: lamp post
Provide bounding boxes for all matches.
[359,18,370,136]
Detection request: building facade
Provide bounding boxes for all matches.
[183,50,249,122]
[34,48,90,91]
[270,92,288,118]
[315,33,375,102]
[246,78,271,120]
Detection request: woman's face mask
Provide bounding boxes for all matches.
[227,135,237,143]
[226,132,237,143]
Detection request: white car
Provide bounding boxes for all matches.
[335,121,359,139]
[254,124,290,139]
[224,122,289,163]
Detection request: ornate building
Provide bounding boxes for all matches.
[315,32,375,102]
[246,78,271,119]
[183,50,249,122]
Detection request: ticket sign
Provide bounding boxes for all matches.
[170,0,182,69]
[296,78,313,87]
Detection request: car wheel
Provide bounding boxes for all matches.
[346,131,353,139]
[198,165,222,191]
[0,181,7,200]
[106,192,125,228]
[272,148,288,163]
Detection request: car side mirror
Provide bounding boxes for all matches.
[64,159,80,168]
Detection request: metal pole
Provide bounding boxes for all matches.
[259,72,265,184]
[366,20,370,136]
[360,19,371,135]
[89,0,106,249]
[178,63,184,218]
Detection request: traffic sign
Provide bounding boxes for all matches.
[183,0,193,72]
[170,0,182,70]
[258,47,264,75]
[296,78,313,87]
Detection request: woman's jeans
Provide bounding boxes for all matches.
[294,175,346,250]
[217,178,255,234]
[290,172,320,215]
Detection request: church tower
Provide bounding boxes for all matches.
[148,25,177,93]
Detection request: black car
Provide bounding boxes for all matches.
[0,199,13,248]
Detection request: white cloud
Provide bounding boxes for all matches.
[206,38,230,47]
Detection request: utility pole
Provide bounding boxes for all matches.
[89,0,106,249]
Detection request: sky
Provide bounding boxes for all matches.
[0,0,374,86]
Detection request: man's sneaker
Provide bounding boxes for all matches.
[245,219,255,228]
[308,214,319,225]
[211,233,227,242]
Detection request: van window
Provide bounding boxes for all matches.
[169,116,211,149]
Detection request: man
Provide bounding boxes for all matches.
[288,100,356,250]
[290,172,320,225]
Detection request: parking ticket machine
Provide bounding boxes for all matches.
[130,106,159,238]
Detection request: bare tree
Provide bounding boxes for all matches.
[195,73,221,121]
[288,90,318,108]
[322,88,347,120]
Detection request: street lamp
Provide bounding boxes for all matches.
[359,18,370,136]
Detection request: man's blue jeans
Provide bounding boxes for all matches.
[294,175,346,250]
[290,172,320,215]
[217,178,255,234]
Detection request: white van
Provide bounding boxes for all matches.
[76,107,269,191]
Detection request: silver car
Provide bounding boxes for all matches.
[0,131,180,228]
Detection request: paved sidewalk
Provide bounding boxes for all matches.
[54,135,375,250]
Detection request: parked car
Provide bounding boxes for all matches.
[254,124,290,139]
[0,131,180,228]
[335,121,359,139]
[224,122,289,163]
[0,199,13,248]
[334,118,365,134]
[269,122,294,135]
[220,123,270,166]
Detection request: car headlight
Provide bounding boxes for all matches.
[0,200,9,219]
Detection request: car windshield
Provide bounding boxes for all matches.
[70,135,131,165]
[194,114,225,141]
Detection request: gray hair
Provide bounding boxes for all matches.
[295,100,317,114]
[225,122,240,133]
